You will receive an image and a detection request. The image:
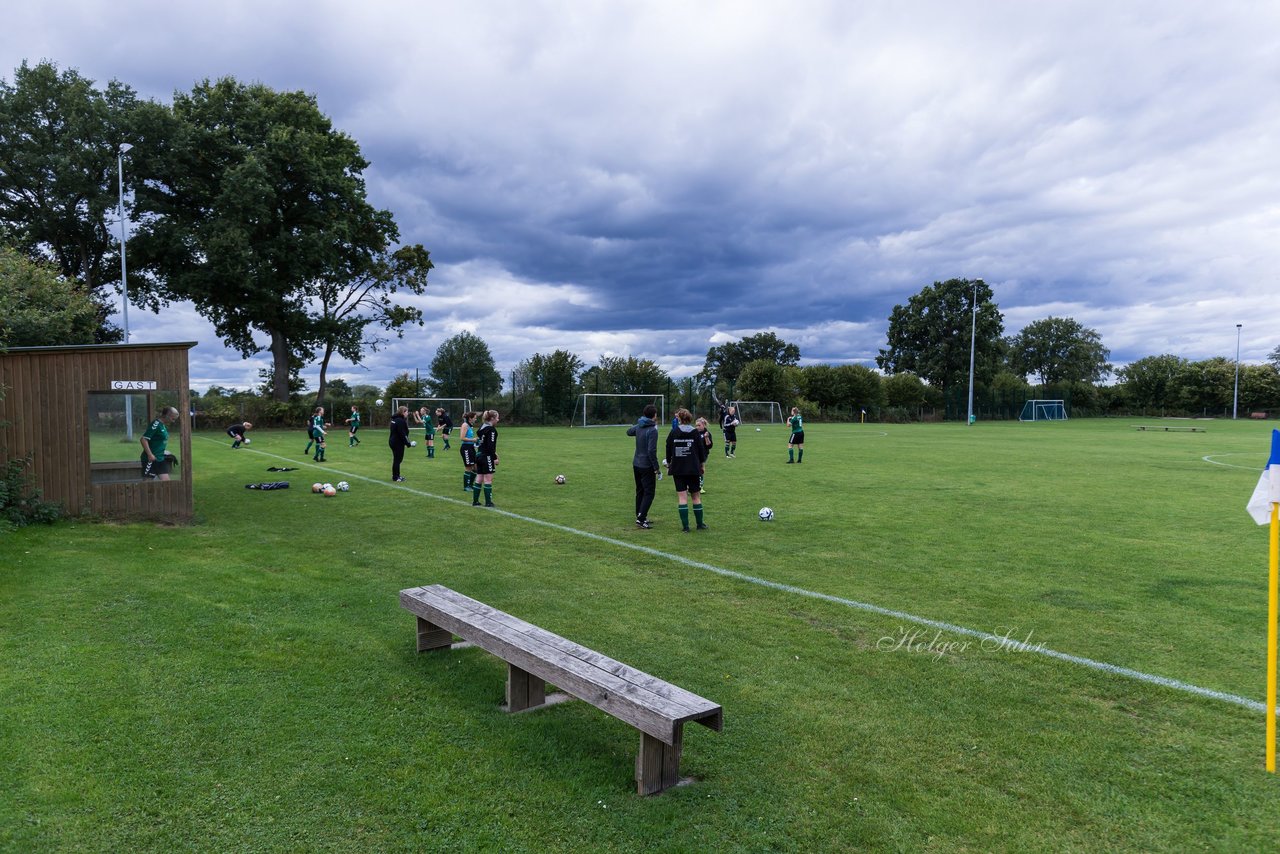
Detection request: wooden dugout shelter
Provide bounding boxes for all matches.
[0,342,196,522]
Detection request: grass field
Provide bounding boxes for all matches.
[3,417,1280,851]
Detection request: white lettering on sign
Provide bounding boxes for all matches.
[110,380,157,390]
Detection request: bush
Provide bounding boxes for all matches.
[0,455,63,530]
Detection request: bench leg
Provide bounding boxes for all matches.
[416,616,453,652]
[635,727,683,795]
[506,664,546,712]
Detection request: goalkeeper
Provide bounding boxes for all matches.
[711,387,740,458]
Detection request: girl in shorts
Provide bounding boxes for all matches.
[473,410,500,507]
[458,411,479,494]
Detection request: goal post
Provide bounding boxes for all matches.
[392,398,473,419]
[1019,399,1068,422]
[732,400,784,424]
[571,393,665,428]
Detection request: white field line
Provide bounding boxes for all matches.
[1202,453,1264,472]
[207,436,1271,715]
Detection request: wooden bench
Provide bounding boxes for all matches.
[1252,412,1268,420]
[1131,425,1204,432]
[400,584,723,795]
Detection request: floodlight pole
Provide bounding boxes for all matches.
[118,143,134,439]
[1233,323,1242,419]
[966,279,978,426]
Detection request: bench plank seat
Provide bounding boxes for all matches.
[400,584,722,794]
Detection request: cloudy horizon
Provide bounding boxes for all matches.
[5,1,1277,392]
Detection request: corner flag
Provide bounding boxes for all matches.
[1246,429,1280,525]
[1247,429,1280,772]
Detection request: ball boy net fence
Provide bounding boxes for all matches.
[392,398,473,419]
[571,394,665,428]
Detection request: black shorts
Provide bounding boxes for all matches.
[476,454,497,475]
[724,426,738,442]
[310,428,324,441]
[673,474,700,493]
[141,453,171,479]
[226,428,243,440]
[788,431,805,445]
[460,446,476,467]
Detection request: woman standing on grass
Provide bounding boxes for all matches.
[786,406,804,464]
[472,410,500,507]
[458,411,479,495]
[665,408,708,532]
[413,406,437,458]
[389,405,411,482]
[695,416,714,493]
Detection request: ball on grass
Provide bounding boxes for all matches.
[242,437,250,445]
[337,481,349,492]
[756,427,762,432]
[758,507,774,521]
[323,486,337,497]
[554,474,566,484]
[312,483,323,493]
[410,440,417,447]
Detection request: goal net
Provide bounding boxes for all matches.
[571,393,665,428]
[732,400,784,424]
[1019,399,1068,422]
[392,398,473,420]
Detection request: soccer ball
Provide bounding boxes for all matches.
[756,427,762,432]
[554,474,566,484]
[242,437,250,445]
[758,507,774,521]
[311,483,323,493]
[375,398,384,406]
[337,481,349,492]
[322,483,333,492]
[323,486,337,497]
[410,440,417,447]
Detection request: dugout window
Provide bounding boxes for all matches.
[87,390,184,483]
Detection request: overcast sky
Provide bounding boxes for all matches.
[4,1,1278,392]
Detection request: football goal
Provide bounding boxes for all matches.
[571,393,665,428]
[732,400,785,424]
[392,398,473,419]
[1019,399,1068,421]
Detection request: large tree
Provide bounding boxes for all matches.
[1116,354,1186,411]
[877,278,1003,396]
[700,332,800,387]
[581,355,670,395]
[310,244,432,403]
[0,246,100,346]
[427,331,503,400]
[521,349,584,420]
[131,77,401,401]
[0,60,164,342]
[1008,316,1111,386]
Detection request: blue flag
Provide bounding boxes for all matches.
[1246,429,1280,525]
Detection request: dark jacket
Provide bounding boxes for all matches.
[627,416,659,470]
[665,424,706,476]
[389,413,411,448]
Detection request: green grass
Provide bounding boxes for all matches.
[3,418,1280,851]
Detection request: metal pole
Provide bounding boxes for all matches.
[1234,323,1242,419]
[118,143,134,440]
[966,279,978,425]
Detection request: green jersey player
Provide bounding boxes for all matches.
[786,407,804,463]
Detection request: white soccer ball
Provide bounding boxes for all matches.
[323,483,333,492]
[554,474,566,484]
[323,486,337,497]
[242,437,250,445]
[312,483,323,493]
[410,440,417,447]
[376,398,384,406]
[756,427,762,432]
[337,481,349,492]
[758,507,774,521]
